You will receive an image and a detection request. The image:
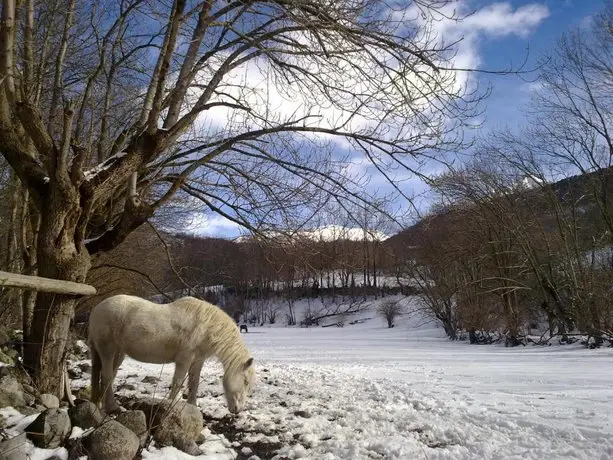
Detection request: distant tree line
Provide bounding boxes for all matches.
[388,5,613,347]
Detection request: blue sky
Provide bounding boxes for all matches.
[478,0,605,130]
[187,0,607,239]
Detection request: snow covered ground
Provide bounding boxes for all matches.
[3,302,613,459]
[232,314,613,459]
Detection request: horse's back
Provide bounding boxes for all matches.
[88,294,199,364]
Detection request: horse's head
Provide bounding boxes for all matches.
[223,356,255,414]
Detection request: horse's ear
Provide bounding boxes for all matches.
[244,357,254,369]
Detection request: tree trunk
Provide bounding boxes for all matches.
[22,190,91,396]
[3,173,24,325]
[21,189,40,339]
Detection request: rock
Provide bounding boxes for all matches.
[74,386,91,401]
[293,410,312,418]
[21,384,35,395]
[117,383,137,391]
[3,348,18,361]
[0,327,10,346]
[140,376,159,384]
[0,375,26,409]
[0,366,32,386]
[65,437,88,459]
[67,368,81,379]
[18,407,39,416]
[173,436,202,456]
[7,330,22,343]
[21,391,35,407]
[84,420,139,460]
[0,432,26,460]
[39,393,60,409]
[115,410,148,447]
[70,341,89,360]
[68,400,104,429]
[78,362,92,373]
[126,398,203,454]
[0,349,14,365]
[25,408,71,448]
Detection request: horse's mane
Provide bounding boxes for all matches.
[170,297,250,373]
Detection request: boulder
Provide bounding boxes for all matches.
[3,348,18,361]
[0,375,26,409]
[115,410,148,447]
[0,432,26,460]
[25,409,71,448]
[84,420,140,460]
[78,362,92,374]
[68,400,104,429]
[126,398,203,455]
[39,393,60,409]
[0,326,10,346]
[74,385,91,401]
[0,349,14,365]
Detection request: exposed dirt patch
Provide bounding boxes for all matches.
[202,412,291,460]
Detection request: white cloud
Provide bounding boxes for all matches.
[178,2,550,237]
[180,2,549,159]
[185,212,244,238]
[417,2,550,71]
[461,3,550,39]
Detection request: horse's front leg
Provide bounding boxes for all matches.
[187,358,205,406]
[170,353,192,404]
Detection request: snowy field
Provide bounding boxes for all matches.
[91,311,613,459]
[3,305,613,460]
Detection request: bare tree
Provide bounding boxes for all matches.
[377,299,403,328]
[0,0,486,394]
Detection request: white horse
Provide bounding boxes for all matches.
[87,294,255,414]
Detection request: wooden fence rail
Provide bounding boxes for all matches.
[0,270,96,296]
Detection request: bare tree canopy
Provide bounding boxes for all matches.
[0,0,485,394]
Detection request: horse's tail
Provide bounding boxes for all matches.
[89,338,102,406]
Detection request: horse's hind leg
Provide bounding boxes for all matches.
[90,344,102,407]
[99,349,122,413]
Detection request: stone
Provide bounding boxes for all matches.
[84,420,139,460]
[39,393,60,409]
[140,376,159,384]
[25,409,71,448]
[0,349,14,365]
[117,382,137,391]
[68,400,104,429]
[21,391,35,407]
[115,410,148,447]
[0,327,10,346]
[126,398,203,454]
[78,362,92,373]
[67,368,81,380]
[0,366,30,384]
[74,386,91,401]
[3,348,18,361]
[21,384,35,395]
[173,436,202,456]
[0,375,26,409]
[0,432,26,460]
